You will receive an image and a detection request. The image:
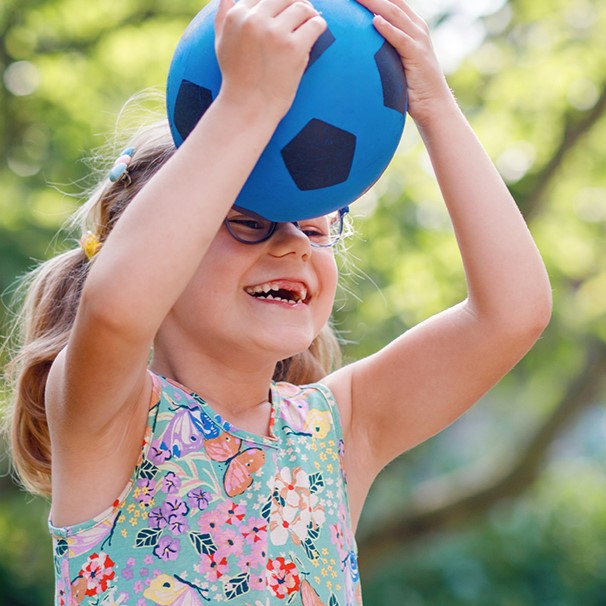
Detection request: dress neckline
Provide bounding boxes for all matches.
[154,371,281,448]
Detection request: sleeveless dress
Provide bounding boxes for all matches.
[50,372,363,606]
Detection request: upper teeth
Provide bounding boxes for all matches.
[245,282,307,303]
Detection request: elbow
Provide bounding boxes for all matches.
[467,281,552,350]
[498,286,552,349]
[521,278,553,338]
[79,277,152,344]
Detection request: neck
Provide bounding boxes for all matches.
[149,343,278,418]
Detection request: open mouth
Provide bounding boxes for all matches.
[245,281,309,305]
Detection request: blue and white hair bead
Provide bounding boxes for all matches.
[108,147,136,185]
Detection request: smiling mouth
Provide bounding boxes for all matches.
[245,281,309,305]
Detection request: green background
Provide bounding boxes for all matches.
[1,0,606,603]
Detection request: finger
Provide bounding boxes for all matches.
[215,0,237,32]
[355,0,424,35]
[254,0,313,18]
[291,14,327,50]
[372,14,414,56]
[237,0,264,8]
[356,0,417,20]
[273,1,322,33]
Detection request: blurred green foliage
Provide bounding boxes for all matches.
[2,0,606,603]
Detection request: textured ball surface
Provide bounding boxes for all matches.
[167,0,407,221]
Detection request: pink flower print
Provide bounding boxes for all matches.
[330,523,348,562]
[187,488,211,511]
[56,584,66,606]
[338,502,348,528]
[143,554,154,565]
[161,471,182,494]
[199,551,230,581]
[198,508,223,535]
[153,536,180,561]
[249,570,267,591]
[136,478,156,506]
[238,545,266,575]
[241,516,268,546]
[78,552,115,596]
[134,580,144,594]
[249,541,268,566]
[127,557,136,567]
[67,520,115,558]
[277,382,301,397]
[267,557,300,599]
[280,396,309,433]
[214,527,244,557]
[217,500,246,526]
[121,566,134,581]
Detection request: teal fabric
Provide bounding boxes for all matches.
[50,372,361,605]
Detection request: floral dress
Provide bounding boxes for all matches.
[50,372,363,606]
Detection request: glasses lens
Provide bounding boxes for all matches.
[298,210,344,247]
[225,214,274,243]
[225,208,347,247]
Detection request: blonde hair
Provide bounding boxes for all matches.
[3,118,341,499]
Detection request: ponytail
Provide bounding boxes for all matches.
[4,249,90,497]
[4,118,177,497]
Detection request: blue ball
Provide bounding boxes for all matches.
[167,0,407,221]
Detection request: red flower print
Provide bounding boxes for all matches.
[242,516,268,546]
[267,557,300,599]
[199,551,230,582]
[78,552,115,596]
[218,500,246,526]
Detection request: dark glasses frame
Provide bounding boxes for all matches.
[224,206,350,248]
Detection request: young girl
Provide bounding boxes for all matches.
[6,0,551,603]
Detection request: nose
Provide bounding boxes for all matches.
[268,222,312,260]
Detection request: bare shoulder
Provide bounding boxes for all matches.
[47,349,154,527]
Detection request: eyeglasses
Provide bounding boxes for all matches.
[224,206,349,248]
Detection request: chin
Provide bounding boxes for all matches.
[257,331,317,363]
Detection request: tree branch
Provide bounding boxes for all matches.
[358,339,606,571]
[514,82,606,217]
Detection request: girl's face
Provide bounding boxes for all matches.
[159,216,339,368]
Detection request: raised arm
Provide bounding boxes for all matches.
[325,0,551,520]
[46,0,327,523]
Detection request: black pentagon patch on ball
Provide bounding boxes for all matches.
[281,118,356,191]
[374,42,407,115]
[174,80,214,140]
[305,28,336,72]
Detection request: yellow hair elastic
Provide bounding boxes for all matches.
[80,231,102,260]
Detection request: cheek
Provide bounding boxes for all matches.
[317,254,339,312]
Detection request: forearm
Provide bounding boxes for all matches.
[83,96,281,337]
[417,95,551,327]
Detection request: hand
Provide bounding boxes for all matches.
[214,0,327,119]
[355,0,453,127]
